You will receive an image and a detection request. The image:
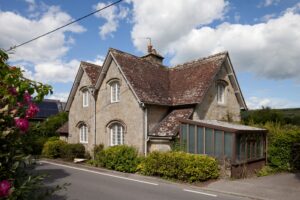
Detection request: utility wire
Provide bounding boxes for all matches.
[5,0,123,52]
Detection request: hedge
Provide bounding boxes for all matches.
[42,139,86,160]
[42,139,67,158]
[95,145,140,173]
[138,151,219,182]
[61,143,85,161]
[264,122,300,171]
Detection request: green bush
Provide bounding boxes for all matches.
[138,151,219,182]
[264,122,300,171]
[93,144,104,155]
[42,139,67,158]
[61,144,85,161]
[257,166,276,177]
[95,145,140,173]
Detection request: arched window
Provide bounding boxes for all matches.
[110,81,120,103]
[82,89,89,107]
[110,123,124,146]
[79,124,88,143]
[217,83,225,104]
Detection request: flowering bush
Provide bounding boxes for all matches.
[0,49,59,199]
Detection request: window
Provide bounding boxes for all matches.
[82,90,89,107]
[80,125,88,143]
[110,123,124,146]
[217,83,225,104]
[110,81,120,103]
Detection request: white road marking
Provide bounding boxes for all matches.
[183,189,218,197]
[40,160,158,186]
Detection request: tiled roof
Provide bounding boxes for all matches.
[150,108,194,137]
[110,49,227,106]
[191,120,267,132]
[56,121,68,134]
[81,61,102,85]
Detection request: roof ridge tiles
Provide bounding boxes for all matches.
[170,51,228,70]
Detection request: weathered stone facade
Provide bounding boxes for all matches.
[95,60,145,154]
[68,71,96,152]
[192,64,241,122]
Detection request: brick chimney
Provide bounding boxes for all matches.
[141,39,164,65]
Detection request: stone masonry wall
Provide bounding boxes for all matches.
[95,60,145,154]
[68,71,96,152]
[193,64,241,122]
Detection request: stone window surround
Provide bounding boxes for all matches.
[80,87,89,107]
[216,80,228,105]
[106,120,127,146]
[77,122,88,144]
[107,78,121,103]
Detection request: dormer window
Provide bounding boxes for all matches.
[82,89,89,107]
[217,81,226,104]
[110,81,120,103]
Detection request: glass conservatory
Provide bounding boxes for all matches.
[179,119,267,178]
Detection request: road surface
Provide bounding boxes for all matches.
[35,161,248,200]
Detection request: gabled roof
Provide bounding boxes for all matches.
[81,61,102,85]
[107,49,244,107]
[65,61,101,111]
[150,108,194,137]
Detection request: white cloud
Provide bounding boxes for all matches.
[93,2,129,39]
[48,92,69,102]
[0,5,85,83]
[24,0,36,12]
[168,9,300,80]
[246,96,300,109]
[260,13,276,22]
[34,59,80,83]
[258,0,280,7]
[86,55,105,66]
[130,0,228,53]
[130,1,300,81]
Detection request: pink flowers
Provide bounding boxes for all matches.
[14,118,29,133]
[25,103,39,118]
[0,180,11,197]
[23,91,31,103]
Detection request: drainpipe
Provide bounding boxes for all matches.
[89,86,96,159]
[142,103,148,156]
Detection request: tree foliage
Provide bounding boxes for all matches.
[0,49,60,199]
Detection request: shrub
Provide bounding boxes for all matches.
[42,139,67,158]
[95,145,140,173]
[257,166,276,177]
[264,122,300,171]
[61,144,85,161]
[93,144,104,155]
[139,151,219,182]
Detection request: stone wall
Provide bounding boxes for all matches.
[147,105,169,132]
[193,64,241,122]
[68,71,96,152]
[95,60,145,154]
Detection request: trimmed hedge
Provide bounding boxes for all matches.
[95,145,140,173]
[42,139,66,158]
[264,122,300,171]
[42,138,86,160]
[138,151,219,182]
[61,143,85,161]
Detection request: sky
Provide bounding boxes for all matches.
[0,0,300,109]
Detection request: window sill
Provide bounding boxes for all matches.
[80,141,88,144]
[110,101,120,104]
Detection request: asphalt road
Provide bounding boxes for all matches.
[35,161,248,200]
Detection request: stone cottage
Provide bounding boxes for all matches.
[62,46,248,155]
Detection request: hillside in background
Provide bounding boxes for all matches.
[242,107,300,126]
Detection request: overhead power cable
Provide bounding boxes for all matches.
[5,0,123,52]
